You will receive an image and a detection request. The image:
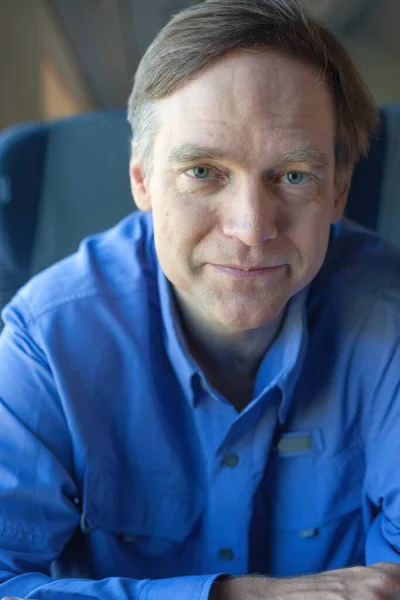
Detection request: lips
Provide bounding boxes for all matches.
[214,264,284,270]
[209,263,286,280]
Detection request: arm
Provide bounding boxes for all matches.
[209,566,400,600]
[210,299,400,600]
[0,300,222,600]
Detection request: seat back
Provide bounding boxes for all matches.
[346,104,400,243]
[0,111,133,320]
[30,111,133,275]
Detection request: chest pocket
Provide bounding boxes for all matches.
[81,455,203,556]
[263,432,366,575]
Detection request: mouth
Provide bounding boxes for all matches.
[210,264,286,279]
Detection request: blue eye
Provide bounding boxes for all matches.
[188,166,211,179]
[282,171,307,185]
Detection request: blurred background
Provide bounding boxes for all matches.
[0,0,399,129]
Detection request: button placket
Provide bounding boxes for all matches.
[211,450,242,568]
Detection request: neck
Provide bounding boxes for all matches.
[173,290,285,408]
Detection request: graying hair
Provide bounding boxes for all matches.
[127,0,379,182]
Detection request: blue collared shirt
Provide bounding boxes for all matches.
[0,211,400,600]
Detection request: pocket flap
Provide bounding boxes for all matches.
[83,456,203,542]
[266,438,365,530]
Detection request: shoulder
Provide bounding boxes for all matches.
[310,218,400,327]
[2,211,158,327]
[306,220,400,430]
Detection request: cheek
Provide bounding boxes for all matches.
[152,193,213,278]
[155,190,213,248]
[161,209,176,246]
[153,209,179,264]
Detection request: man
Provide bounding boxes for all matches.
[1,0,400,599]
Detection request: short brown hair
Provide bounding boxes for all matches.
[127,0,379,183]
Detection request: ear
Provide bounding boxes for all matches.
[331,174,352,223]
[129,145,152,212]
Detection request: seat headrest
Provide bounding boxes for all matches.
[346,104,400,245]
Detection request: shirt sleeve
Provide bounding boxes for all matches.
[363,296,400,565]
[0,299,222,600]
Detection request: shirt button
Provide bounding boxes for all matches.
[221,452,239,468]
[218,547,235,561]
[299,528,318,539]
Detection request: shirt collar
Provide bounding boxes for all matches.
[158,263,198,405]
[158,261,309,417]
[254,285,310,424]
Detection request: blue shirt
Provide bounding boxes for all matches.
[0,211,400,600]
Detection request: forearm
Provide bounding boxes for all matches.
[209,575,268,600]
[209,563,400,600]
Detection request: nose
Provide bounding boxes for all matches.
[222,179,278,246]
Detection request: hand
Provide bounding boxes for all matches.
[2,597,38,600]
[210,562,400,600]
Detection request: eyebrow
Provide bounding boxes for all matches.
[279,145,330,169]
[167,146,231,164]
[166,143,330,170]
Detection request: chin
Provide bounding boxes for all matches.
[210,296,287,332]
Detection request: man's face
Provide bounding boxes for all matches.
[131,51,348,332]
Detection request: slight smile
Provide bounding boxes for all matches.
[210,264,287,279]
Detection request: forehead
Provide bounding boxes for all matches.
[152,51,336,164]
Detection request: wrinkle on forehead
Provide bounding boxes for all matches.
[163,51,331,113]
[153,51,335,166]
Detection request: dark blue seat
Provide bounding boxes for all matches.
[0,111,133,319]
[346,104,400,239]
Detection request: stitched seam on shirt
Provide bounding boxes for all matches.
[198,576,212,600]
[0,521,47,548]
[364,293,400,442]
[340,295,388,446]
[140,577,210,600]
[140,578,157,600]
[18,282,157,327]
